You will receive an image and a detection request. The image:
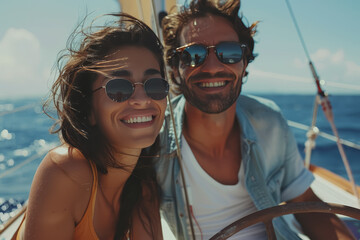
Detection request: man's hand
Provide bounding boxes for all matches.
[288,188,356,240]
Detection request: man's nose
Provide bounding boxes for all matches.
[200,48,225,72]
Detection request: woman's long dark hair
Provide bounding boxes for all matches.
[43,13,164,239]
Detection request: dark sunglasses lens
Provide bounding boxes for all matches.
[145,78,169,100]
[106,79,133,102]
[217,42,243,64]
[181,45,207,67]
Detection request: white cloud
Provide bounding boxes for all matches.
[291,48,360,84]
[311,48,331,62]
[331,50,345,64]
[345,61,360,77]
[293,58,306,69]
[294,49,348,70]
[308,49,333,70]
[0,28,41,82]
[244,67,360,94]
[249,69,313,84]
[0,28,50,98]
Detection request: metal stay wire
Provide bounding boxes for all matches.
[287,120,360,151]
[0,103,37,117]
[284,0,360,205]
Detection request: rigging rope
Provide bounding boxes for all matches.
[0,148,50,180]
[284,0,360,205]
[284,0,311,61]
[148,0,196,237]
[0,103,37,117]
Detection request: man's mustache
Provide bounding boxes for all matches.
[188,71,235,82]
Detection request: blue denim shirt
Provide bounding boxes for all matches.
[155,95,314,240]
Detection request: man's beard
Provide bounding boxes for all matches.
[180,72,242,114]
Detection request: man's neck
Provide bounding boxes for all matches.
[182,101,241,185]
[183,101,238,156]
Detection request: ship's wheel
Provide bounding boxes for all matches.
[210,202,360,240]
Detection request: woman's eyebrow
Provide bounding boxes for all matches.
[144,68,161,76]
[111,70,131,77]
[108,69,160,79]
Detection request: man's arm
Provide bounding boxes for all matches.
[288,188,355,240]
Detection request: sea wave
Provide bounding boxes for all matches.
[0,198,24,225]
[0,139,57,173]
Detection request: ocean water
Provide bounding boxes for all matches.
[261,94,360,181]
[0,94,359,225]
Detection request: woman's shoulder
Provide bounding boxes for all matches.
[29,145,95,216]
[22,146,94,237]
[40,145,94,187]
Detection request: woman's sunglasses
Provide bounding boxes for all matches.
[175,41,247,68]
[92,78,169,102]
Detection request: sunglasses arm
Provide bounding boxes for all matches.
[92,86,105,93]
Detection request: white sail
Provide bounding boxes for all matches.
[118,0,177,33]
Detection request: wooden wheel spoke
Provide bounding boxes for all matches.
[210,202,360,240]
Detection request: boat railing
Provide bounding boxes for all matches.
[288,120,360,151]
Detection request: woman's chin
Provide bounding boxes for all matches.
[120,135,158,150]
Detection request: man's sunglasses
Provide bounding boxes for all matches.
[175,41,247,67]
[92,78,169,102]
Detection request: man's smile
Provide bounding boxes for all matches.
[198,81,226,88]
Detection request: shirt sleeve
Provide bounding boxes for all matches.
[280,123,315,202]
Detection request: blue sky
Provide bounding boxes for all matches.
[240,0,360,95]
[0,0,359,99]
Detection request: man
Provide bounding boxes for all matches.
[155,0,355,239]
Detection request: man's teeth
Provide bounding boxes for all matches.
[199,81,226,88]
[124,116,153,124]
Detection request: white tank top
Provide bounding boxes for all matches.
[180,136,267,240]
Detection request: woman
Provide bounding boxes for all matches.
[15,13,168,240]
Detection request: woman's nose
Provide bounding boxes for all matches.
[127,83,151,106]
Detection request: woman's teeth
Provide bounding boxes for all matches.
[124,116,153,124]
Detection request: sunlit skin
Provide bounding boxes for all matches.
[90,46,167,156]
[176,15,246,185]
[20,46,166,240]
[177,14,247,114]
